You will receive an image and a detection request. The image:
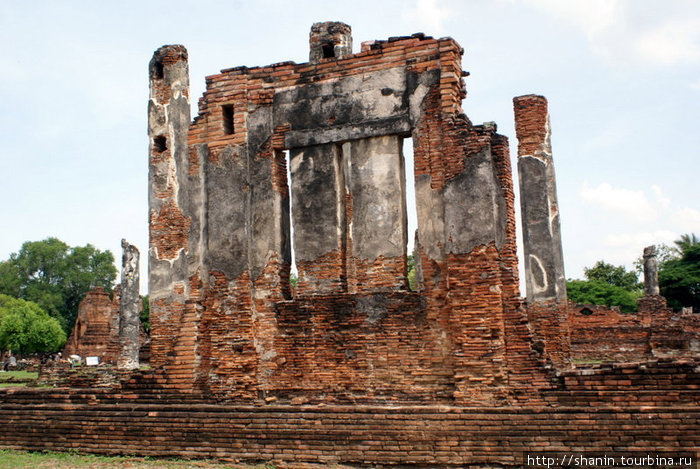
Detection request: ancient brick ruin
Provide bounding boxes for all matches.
[1,23,698,467]
[63,287,120,362]
[62,239,147,367]
[147,21,565,404]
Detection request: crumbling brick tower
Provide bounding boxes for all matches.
[148,22,554,403]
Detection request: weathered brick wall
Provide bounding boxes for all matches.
[63,288,120,363]
[269,293,455,404]
[569,303,651,363]
[1,382,698,468]
[568,300,700,363]
[547,360,700,407]
[147,26,554,403]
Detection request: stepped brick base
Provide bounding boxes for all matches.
[2,360,698,468]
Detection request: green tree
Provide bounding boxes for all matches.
[567,260,642,313]
[566,280,639,313]
[659,241,700,312]
[673,233,699,255]
[0,295,66,353]
[584,261,641,291]
[0,238,117,333]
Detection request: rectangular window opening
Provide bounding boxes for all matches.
[153,135,167,153]
[222,105,234,135]
[152,60,164,80]
[322,43,335,58]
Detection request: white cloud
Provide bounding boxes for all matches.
[604,230,678,249]
[579,182,660,221]
[576,229,677,272]
[674,207,700,233]
[570,182,697,275]
[513,0,700,66]
[633,17,700,65]
[651,184,671,210]
[517,0,619,39]
[401,0,450,34]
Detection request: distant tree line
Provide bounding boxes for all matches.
[0,238,116,353]
[567,233,700,313]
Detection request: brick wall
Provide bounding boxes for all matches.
[569,300,700,363]
[146,29,557,403]
[63,288,120,363]
[569,303,651,363]
[1,380,698,468]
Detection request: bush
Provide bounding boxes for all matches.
[0,295,66,353]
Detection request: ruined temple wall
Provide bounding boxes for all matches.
[639,296,700,359]
[491,134,551,393]
[147,45,197,385]
[148,29,548,402]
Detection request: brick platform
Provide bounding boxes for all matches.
[1,391,698,467]
[1,361,697,467]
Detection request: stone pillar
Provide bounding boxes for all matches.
[147,45,191,368]
[514,95,570,368]
[513,95,566,303]
[309,22,352,63]
[291,143,347,294]
[118,239,140,370]
[643,245,660,296]
[343,135,407,291]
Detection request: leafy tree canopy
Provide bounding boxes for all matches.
[567,261,641,312]
[674,233,699,255]
[0,238,117,333]
[566,280,639,313]
[659,241,700,312]
[584,261,641,291]
[0,294,66,353]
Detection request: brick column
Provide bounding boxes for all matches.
[513,95,566,302]
[147,45,193,373]
[309,22,352,63]
[513,94,570,367]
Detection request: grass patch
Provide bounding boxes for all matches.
[0,371,39,388]
[0,371,38,381]
[571,359,604,366]
[0,449,277,468]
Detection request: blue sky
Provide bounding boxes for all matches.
[1,0,698,292]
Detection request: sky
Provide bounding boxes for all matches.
[1,0,698,293]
